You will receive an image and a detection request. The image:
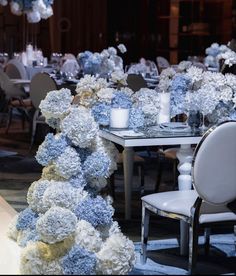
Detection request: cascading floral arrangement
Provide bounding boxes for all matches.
[0,0,54,23]
[7,83,136,275]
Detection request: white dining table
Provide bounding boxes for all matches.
[99,126,204,255]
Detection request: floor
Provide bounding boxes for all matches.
[0,113,235,275]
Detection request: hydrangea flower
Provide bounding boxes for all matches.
[36,206,77,244]
[96,88,114,103]
[41,164,65,182]
[75,220,102,253]
[36,133,68,166]
[170,74,191,117]
[39,88,73,120]
[86,176,107,192]
[75,196,114,228]
[61,107,98,148]
[76,75,108,95]
[27,179,51,213]
[96,233,135,275]
[218,49,236,67]
[69,174,87,189]
[61,245,97,275]
[16,207,38,231]
[7,214,19,241]
[117,44,127,54]
[20,242,63,275]
[186,66,203,88]
[42,181,88,211]
[111,91,132,109]
[111,70,128,86]
[91,102,111,126]
[45,117,61,130]
[83,151,111,178]
[129,107,145,129]
[54,147,82,179]
[17,228,39,248]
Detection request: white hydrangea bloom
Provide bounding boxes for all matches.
[117,44,127,54]
[218,49,236,67]
[54,147,82,179]
[43,181,88,211]
[10,2,22,15]
[33,0,53,19]
[121,87,135,97]
[97,221,121,241]
[61,107,98,148]
[219,85,233,103]
[186,66,203,86]
[7,214,19,241]
[108,47,117,56]
[20,242,63,275]
[87,176,107,191]
[111,70,128,86]
[202,71,226,87]
[76,75,108,95]
[96,233,135,275]
[225,73,236,91]
[39,88,73,119]
[97,88,115,103]
[177,61,192,72]
[75,220,102,253]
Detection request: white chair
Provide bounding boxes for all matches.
[4,59,28,80]
[141,121,236,274]
[29,73,57,149]
[0,69,30,132]
[156,56,170,72]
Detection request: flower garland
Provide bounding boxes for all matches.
[8,74,136,275]
[0,0,54,23]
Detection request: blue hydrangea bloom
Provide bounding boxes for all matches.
[170,74,191,117]
[75,196,113,227]
[91,103,111,126]
[129,107,145,130]
[18,228,39,248]
[61,245,96,275]
[78,51,93,67]
[35,133,68,166]
[229,110,236,120]
[82,54,102,75]
[69,174,87,189]
[83,152,111,178]
[111,91,132,109]
[16,208,38,231]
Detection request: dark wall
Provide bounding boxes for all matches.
[0,0,234,64]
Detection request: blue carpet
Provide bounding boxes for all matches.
[132,234,236,275]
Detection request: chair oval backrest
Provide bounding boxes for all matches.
[193,121,236,205]
[0,69,25,99]
[30,73,57,109]
[127,74,147,92]
[5,59,28,80]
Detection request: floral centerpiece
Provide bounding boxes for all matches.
[204,42,228,69]
[77,44,127,78]
[0,0,54,23]
[8,85,136,275]
[158,63,236,126]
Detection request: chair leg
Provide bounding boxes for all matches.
[204,228,211,256]
[171,159,178,190]
[5,107,13,134]
[140,203,150,265]
[155,155,163,192]
[139,164,145,196]
[188,222,199,275]
[29,110,38,151]
[234,225,236,257]
[109,173,116,200]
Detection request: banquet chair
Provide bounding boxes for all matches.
[0,69,31,133]
[29,73,57,150]
[141,121,236,274]
[4,59,28,80]
[156,56,170,72]
[127,74,147,92]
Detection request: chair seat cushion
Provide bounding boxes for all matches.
[10,98,32,108]
[117,153,145,163]
[142,190,236,224]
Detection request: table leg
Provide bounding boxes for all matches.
[123,147,134,220]
[176,144,194,256]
